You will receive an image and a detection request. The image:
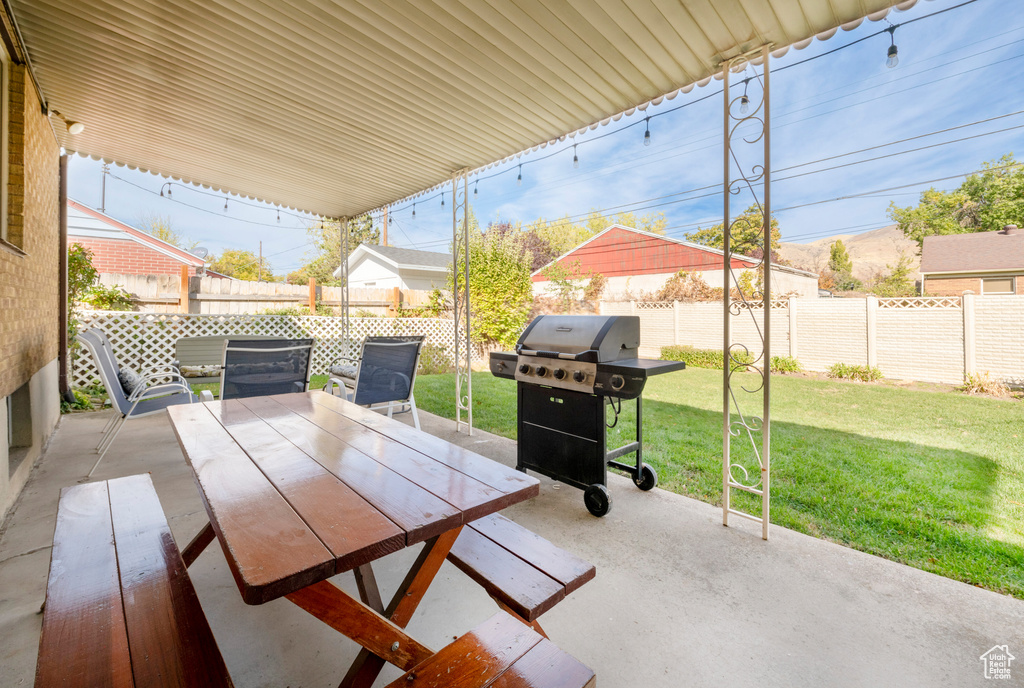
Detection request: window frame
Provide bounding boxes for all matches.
[981,276,1014,295]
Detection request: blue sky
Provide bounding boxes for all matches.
[67,0,1024,275]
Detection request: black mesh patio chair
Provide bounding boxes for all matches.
[325,336,424,430]
[219,338,314,400]
[76,328,210,479]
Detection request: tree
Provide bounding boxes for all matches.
[448,211,533,349]
[137,213,197,249]
[888,154,1024,248]
[828,240,853,275]
[208,249,271,281]
[485,220,557,272]
[291,215,379,285]
[686,204,781,258]
[870,254,916,297]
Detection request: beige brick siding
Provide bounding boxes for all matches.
[975,297,1024,386]
[0,64,60,399]
[68,235,199,275]
[925,276,980,296]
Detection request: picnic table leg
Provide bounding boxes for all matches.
[338,526,463,688]
[182,521,215,567]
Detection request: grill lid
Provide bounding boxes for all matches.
[516,315,639,362]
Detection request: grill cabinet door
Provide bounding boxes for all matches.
[517,384,607,489]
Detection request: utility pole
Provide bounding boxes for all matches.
[258,241,262,282]
[100,163,109,212]
[382,206,388,246]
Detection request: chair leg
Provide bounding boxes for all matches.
[88,416,127,478]
[409,394,421,431]
[101,410,119,435]
[97,413,124,451]
[96,414,125,455]
[387,401,395,419]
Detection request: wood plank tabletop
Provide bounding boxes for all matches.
[168,390,539,605]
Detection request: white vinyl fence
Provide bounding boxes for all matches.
[72,312,478,388]
[601,294,1024,386]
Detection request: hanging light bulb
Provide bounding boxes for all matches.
[276,209,281,223]
[572,144,579,169]
[517,164,522,186]
[739,78,750,115]
[441,191,445,207]
[474,181,478,196]
[223,197,228,211]
[412,202,416,219]
[886,26,899,68]
[643,117,651,147]
[160,182,172,198]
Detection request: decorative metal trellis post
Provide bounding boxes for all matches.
[722,45,772,540]
[452,170,473,434]
[339,216,350,355]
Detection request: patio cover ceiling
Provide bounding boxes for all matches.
[10,0,920,219]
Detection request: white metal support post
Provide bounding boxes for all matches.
[722,45,772,540]
[339,217,350,356]
[452,170,473,435]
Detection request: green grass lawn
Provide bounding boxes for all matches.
[415,369,1024,598]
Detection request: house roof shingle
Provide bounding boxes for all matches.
[920,227,1024,274]
[362,244,451,270]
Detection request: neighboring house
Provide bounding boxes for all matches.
[66,199,206,276]
[920,225,1024,296]
[334,243,450,290]
[532,225,820,300]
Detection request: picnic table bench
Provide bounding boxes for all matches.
[35,473,232,687]
[448,513,596,636]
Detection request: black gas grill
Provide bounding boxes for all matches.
[490,315,685,516]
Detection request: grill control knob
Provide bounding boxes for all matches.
[553,368,566,380]
[610,374,625,390]
[518,363,532,374]
[535,366,548,377]
[572,370,586,383]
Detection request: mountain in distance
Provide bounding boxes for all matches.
[778,224,920,281]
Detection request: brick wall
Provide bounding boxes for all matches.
[67,235,199,275]
[0,64,60,399]
[925,276,980,296]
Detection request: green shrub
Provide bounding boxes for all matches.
[83,284,135,311]
[770,356,802,373]
[60,388,94,413]
[827,362,883,382]
[661,345,754,370]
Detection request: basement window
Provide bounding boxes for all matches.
[6,381,32,478]
[981,277,1014,295]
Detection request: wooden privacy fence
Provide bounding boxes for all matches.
[93,272,434,315]
[72,312,481,389]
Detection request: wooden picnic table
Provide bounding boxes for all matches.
[167,390,540,688]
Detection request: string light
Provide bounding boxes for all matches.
[886,26,899,68]
[474,180,478,196]
[412,202,416,219]
[740,78,750,115]
[517,164,522,186]
[643,117,651,146]
[159,182,172,198]
[223,196,228,211]
[441,191,445,207]
[276,209,281,223]
[572,144,579,169]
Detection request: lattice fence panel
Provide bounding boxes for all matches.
[72,312,473,388]
[877,296,961,309]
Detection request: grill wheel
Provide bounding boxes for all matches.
[584,484,611,517]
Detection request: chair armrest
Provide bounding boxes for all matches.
[130,382,193,402]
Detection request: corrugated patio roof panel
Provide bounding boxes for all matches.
[10,0,919,218]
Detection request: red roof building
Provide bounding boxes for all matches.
[66,199,206,276]
[533,225,819,299]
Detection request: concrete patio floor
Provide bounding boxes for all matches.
[1,407,1022,688]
